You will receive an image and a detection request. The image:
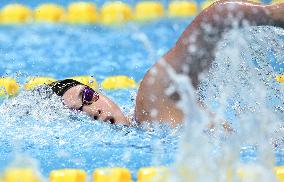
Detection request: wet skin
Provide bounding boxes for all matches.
[62,85,130,125]
[135,0,284,126]
[63,1,284,126]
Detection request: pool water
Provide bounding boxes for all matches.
[0,20,191,178]
[0,13,284,182]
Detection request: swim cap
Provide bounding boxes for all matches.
[49,79,82,96]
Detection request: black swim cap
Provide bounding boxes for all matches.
[49,79,83,96]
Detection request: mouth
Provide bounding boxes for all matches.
[104,116,115,124]
[93,115,98,120]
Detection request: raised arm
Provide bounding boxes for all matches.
[135,0,284,126]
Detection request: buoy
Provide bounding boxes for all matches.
[34,4,65,22]
[236,164,275,181]
[1,4,32,24]
[0,77,19,96]
[50,169,86,182]
[3,168,41,182]
[101,75,136,90]
[24,77,56,90]
[250,0,261,3]
[274,166,284,182]
[276,75,284,83]
[67,2,98,24]
[135,1,164,21]
[93,168,131,182]
[101,2,132,25]
[137,167,169,182]
[168,1,197,17]
[69,76,98,89]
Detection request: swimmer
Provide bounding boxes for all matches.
[49,0,284,126]
[49,79,130,125]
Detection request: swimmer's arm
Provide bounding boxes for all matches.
[135,0,284,125]
[166,0,284,87]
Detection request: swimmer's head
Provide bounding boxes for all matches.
[50,79,129,125]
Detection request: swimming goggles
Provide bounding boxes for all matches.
[78,87,99,111]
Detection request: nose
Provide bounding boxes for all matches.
[82,94,129,125]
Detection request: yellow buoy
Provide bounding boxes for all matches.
[0,77,19,96]
[24,77,56,90]
[69,76,98,89]
[275,166,284,182]
[34,4,65,23]
[236,164,281,181]
[250,0,261,3]
[137,167,169,182]
[101,75,136,90]
[93,168,131,182]
[67,2,98,24]
[4,168,41,182]
[50,169,86,182]
[276,75,284,83]
[1,4,32,24]
[135,1,164,21]
[101,2,132,25]
[168,1,198,17]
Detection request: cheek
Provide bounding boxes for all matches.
[63,95,81,108]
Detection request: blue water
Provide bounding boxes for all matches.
[0,15,283,181]
[0,20,190,178]
[0,20,190,82]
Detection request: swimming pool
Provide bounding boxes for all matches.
[0,16,192,179]
[0,1,283,182]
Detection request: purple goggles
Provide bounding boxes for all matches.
[78,87,99,110]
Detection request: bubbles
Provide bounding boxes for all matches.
[168,26,284,181]
[0,85,179,177]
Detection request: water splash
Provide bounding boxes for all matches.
[166,26,284,182]
[0,85,179,178]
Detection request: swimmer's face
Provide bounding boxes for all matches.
[62,85,129,125]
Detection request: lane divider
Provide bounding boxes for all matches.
[101,2,132,25]
[50,169,86,182]
[34,4,65,23]
[0,77,19,96]
[168,1,198,17]
[24,77,56,90]
[101,75,136,90]
[3,168,40,182]
[1,4,32,24]
[0,74,282,96]
[137,167,169,182]
[67,2,98,24]
[0,1,222,25]
[93,168,131,182]
[134,1,164,21]
[276,75,284,83]
[68,76,98,90]
[1,166,284,182]
[0,75,137,97]
[275,166,284,182]
[0,0,268,25]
